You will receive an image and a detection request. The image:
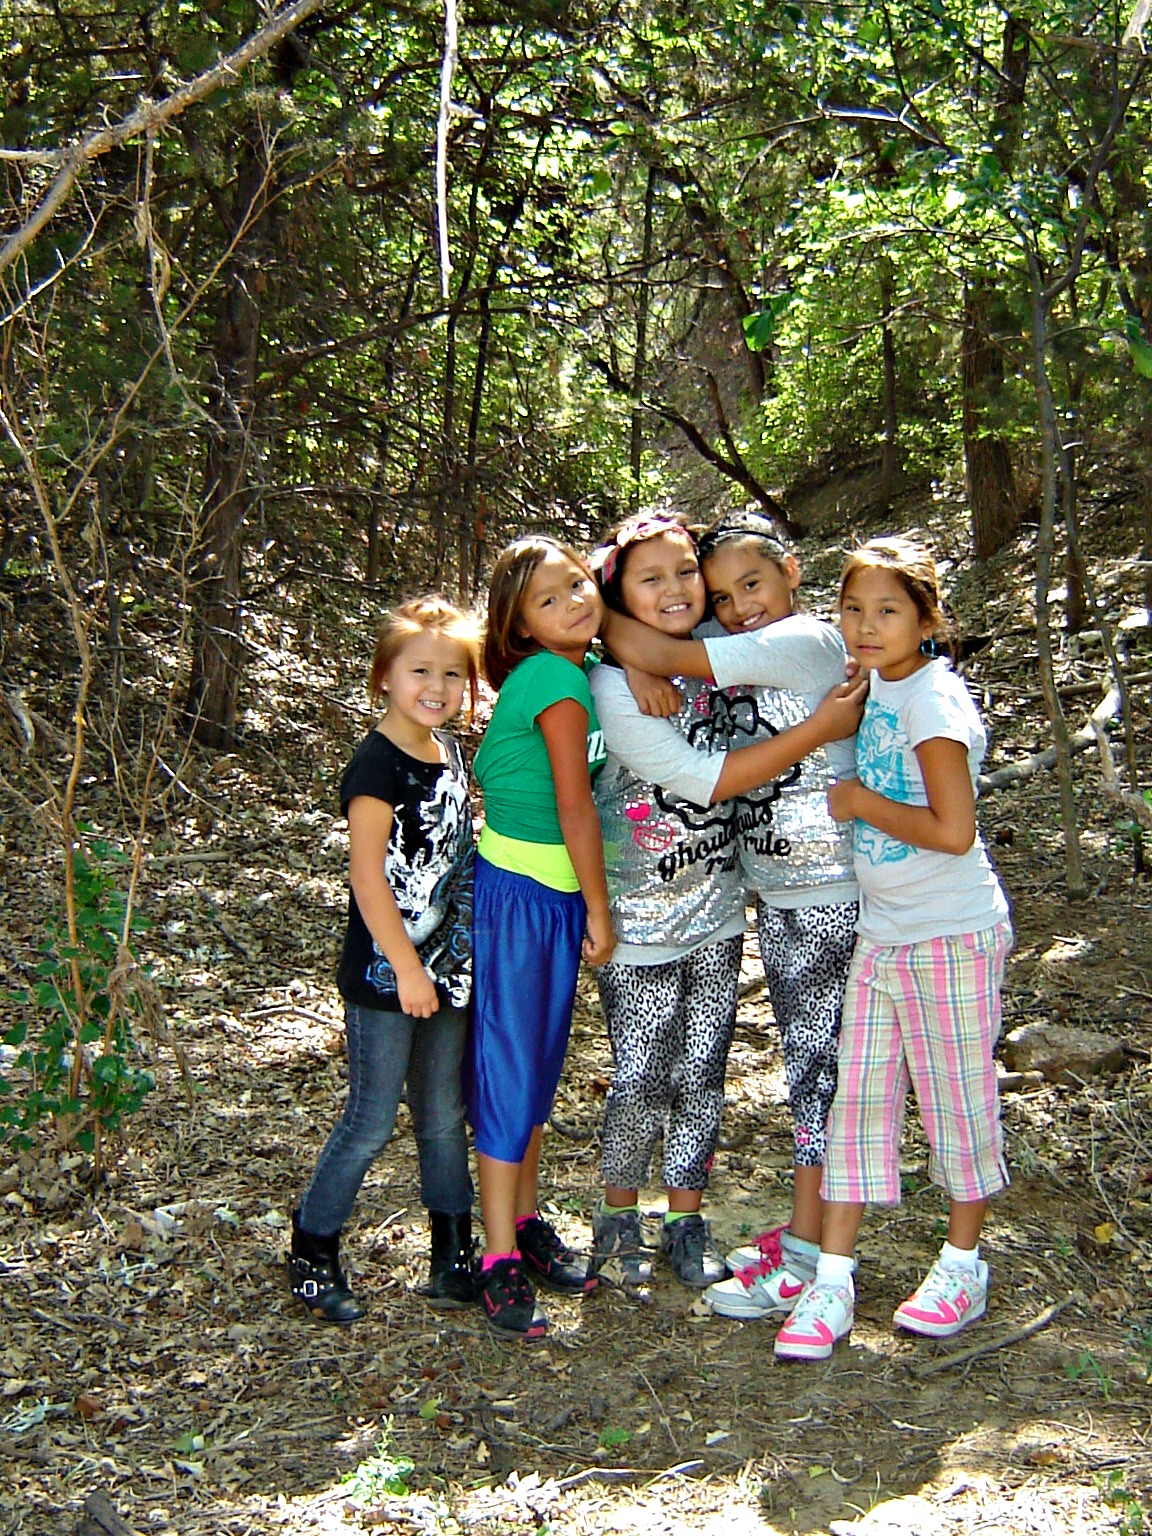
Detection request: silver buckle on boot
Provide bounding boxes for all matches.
[300,1279,320,1299]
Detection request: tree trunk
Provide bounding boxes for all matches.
[1061,358,1086,633]
[961,15,1029,559]
[434,130,490,590]
[962,287,1019,560]
[629,166,658,518]
[185,125,270,747]
[878,259,900,510]
[458,149,535,596]
[367,266,419,587]
[1026,248,1085,898]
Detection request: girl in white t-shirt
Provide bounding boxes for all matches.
[773,536,1012,1362]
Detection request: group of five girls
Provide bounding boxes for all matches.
[286,513,1011,1357]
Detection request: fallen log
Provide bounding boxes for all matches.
[979,688,1119,794]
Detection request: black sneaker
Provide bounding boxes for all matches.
[589,1204,654,1288]
[516,1216,597,1294]
[479,1258,548,1341]
[660,1213,729,1288]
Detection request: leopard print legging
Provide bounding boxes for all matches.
[596,934,742,1191]
[756,897,858,1167]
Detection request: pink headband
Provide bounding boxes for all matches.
[599,518,694,586]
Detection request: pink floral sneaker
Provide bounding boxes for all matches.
[773,1281,854,1361]
[706,1228,808,1319]
[893,1258,988,1338]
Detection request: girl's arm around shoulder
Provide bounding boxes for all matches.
[711,672,867,802]
[537,697,616,966]
[347,795,440,1017]
[600,609,712,681]
[592,666,724,805]
[704,614,848,693]
[827,736,976,855]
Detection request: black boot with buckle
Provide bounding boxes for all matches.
[287,1211,366,1324]
[427,1210,477,1308]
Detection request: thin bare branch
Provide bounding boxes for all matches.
[0,0,326,276]
[436,0,460,300]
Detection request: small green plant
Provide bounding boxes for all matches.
[342,1420,416,1502]
[1066,1349,1113,1401]
[598,1424,632,1450]
[1095,1468,1144,1533]
[4,834,156,1161]
[1111,791,1152,867]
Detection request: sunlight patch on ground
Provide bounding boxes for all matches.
[1039,935,1095,965]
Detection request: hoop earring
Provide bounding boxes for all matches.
[920,637,939,658]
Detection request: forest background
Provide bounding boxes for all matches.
[2,2,1152,1534]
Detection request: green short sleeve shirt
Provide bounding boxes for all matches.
[475,650,606,845]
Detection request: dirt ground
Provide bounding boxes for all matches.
[2,497,1151,1536]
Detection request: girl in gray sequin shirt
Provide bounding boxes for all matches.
[600,512,861,1320]
[587,517,864,1292]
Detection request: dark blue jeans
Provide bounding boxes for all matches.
[298,1002,472,1237]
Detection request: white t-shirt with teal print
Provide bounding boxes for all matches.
[853,659,1010,946]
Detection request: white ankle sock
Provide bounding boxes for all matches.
[940,1240,980,1273]
[815,1252,855,1289]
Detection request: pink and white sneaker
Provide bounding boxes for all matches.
[705,1226,808,1319]
[773,1281,855,1361]
[893,1259,988,1338]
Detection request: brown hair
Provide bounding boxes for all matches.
[697,508,801,616]
[368,595,482,719]
[588,515,698,618]
[838,537,954,654]
[482,535,594,690]
[697,508,793,572]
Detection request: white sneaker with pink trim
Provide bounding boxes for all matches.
[893,1258,988,1338]
[773,1281,854,1361]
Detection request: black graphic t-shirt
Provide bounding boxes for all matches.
[336,729,474,1011]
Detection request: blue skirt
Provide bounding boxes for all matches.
[465,854,586,1162]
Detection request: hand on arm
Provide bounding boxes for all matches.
[827,736,976,855]
[347,796,440,1017]
[600,609,713,680]
[538,698,616,967]
[622,664,683,718]
[711,672,868,803]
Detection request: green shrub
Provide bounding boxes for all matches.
[4,833,156,1160]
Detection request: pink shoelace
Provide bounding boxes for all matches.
[734,1227,786,1287]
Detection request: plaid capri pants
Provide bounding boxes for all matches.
[822,922,1012,1205]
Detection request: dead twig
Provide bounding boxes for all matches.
[909,1296,1074,1378]
[240,1003,340,1027]
[549,1114,597,1142]
[557,1458,706,1490]
[635,1365,683,1456]
[1092,717,1152,829]
[78,1488,140,1536]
